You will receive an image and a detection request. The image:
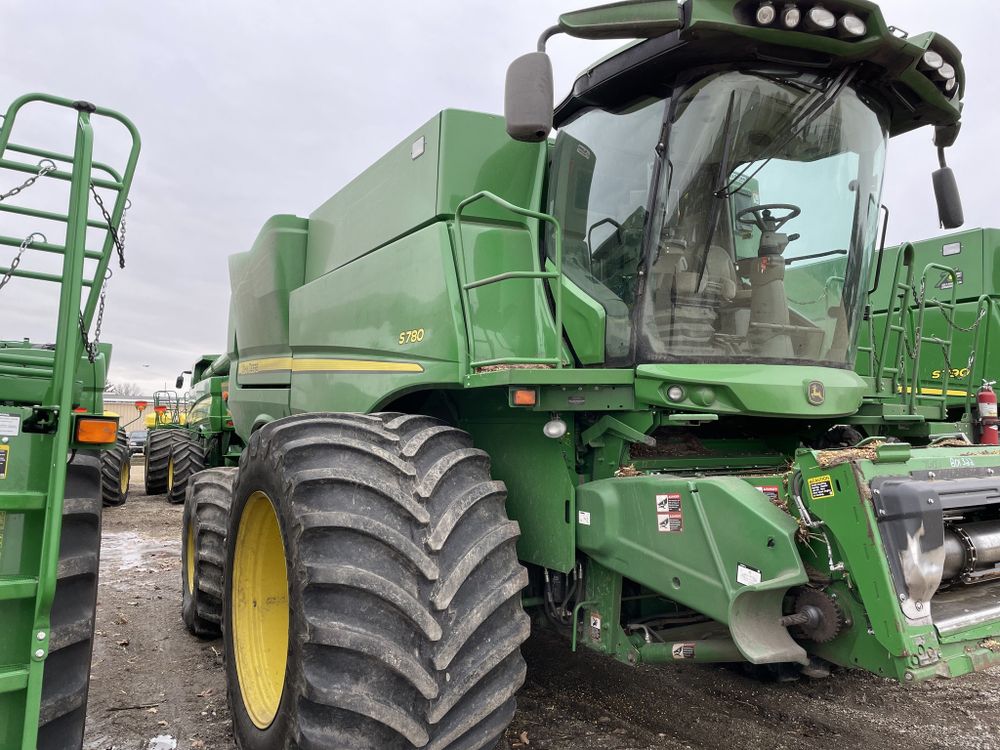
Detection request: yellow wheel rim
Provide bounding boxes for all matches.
[167,456,174,492]
[232,491,289,729]
[120,460,130,495]
[185,519,196,594]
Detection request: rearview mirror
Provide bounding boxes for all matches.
[505,52,553,142]
[932,167,964,230]
[175,374,184,389]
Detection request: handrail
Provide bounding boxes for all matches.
[452,190,564,371]
[963,295,998,422]
[907,263,959,414]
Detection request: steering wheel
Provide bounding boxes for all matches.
[737,203,801,233]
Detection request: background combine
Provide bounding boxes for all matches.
[0,95,138,749]
[172,2,1000,750]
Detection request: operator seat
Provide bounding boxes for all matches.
[649,243,738,353]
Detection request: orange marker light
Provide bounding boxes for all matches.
[75,417,119,444]
[512,389,537,407]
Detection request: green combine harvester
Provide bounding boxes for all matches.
[0,95,138,749]
[858,227,1000,437]
[178,2,1000,748]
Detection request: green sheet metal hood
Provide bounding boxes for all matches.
[635,363,867,418]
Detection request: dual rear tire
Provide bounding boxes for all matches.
[182,468,235,638]
[220,413,530,750]
[99,428,129,507]
[144,429,205,502]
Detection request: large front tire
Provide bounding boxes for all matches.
[182,468,235,638]
[100,428,130,507]
[223,413,529,750]
[36,451,102,749]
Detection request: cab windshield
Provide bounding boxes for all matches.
[548,69,889,368]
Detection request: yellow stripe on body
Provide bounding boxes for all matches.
[899,386,969,397]
[237,356,423,376]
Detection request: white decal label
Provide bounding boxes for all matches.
[578,510,591,526]
[411,136,426,160]
[981,402,998,418]
[0,414,20,437]
[655,493,683,533]
[942,242,962,256]
[737,563,762,586]
[672,642,696,660]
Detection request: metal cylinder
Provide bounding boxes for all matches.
[942,520,1000,580]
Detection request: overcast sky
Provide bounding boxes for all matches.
[1,1,997,394]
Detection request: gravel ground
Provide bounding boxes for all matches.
[84,462,1000,750]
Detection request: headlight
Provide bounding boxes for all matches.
[756,1,777,25]
[805,5,836,31]
[781,4,801,29]
[921,50,945,71]
[837,13,866,38]
[937,62,956,81]
[667,385,686,402]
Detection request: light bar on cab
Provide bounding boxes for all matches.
[752,2,866,39]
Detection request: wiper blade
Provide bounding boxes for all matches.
[716,65,861,199]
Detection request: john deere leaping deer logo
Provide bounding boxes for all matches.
[808,381,825,406]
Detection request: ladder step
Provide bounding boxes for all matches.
[0,665,29,695]
[0,576,37,601]
[0,492,46,511]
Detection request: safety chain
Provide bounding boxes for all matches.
[89,187,128,268]
[0,160,57,295]
[0,158,56,202]
[0,231,46,292]
[80,191,130,360]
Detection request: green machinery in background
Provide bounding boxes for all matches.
[0,95,138,749]
[177,3,1000,749]
[146,354,243,505]
[856,228,1000,435]
[143,388,195,500]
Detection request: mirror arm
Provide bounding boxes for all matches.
[538,25,563,52]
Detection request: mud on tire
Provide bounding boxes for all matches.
[36,451,102,749]
[182,468,235,638]
[169,431,206,504]
[100,428,130,507]
[223,412,530,750]
[144,429,175,496]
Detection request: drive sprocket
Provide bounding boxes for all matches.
[793,588,846,643]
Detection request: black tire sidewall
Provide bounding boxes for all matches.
[181,491,199,632]
[224,437,298,750]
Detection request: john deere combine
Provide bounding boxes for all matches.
[0,95,138,749]
[178,2,1000,748]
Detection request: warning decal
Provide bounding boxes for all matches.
[672,642,696,660]
[655,493,683,533]
[0,511,5,554]
[0,445,7,479]
[755,485,780,503]
[808,474,835,500]
[0,414,19,437]
[590,613,602,642]
[737,563,762,586]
